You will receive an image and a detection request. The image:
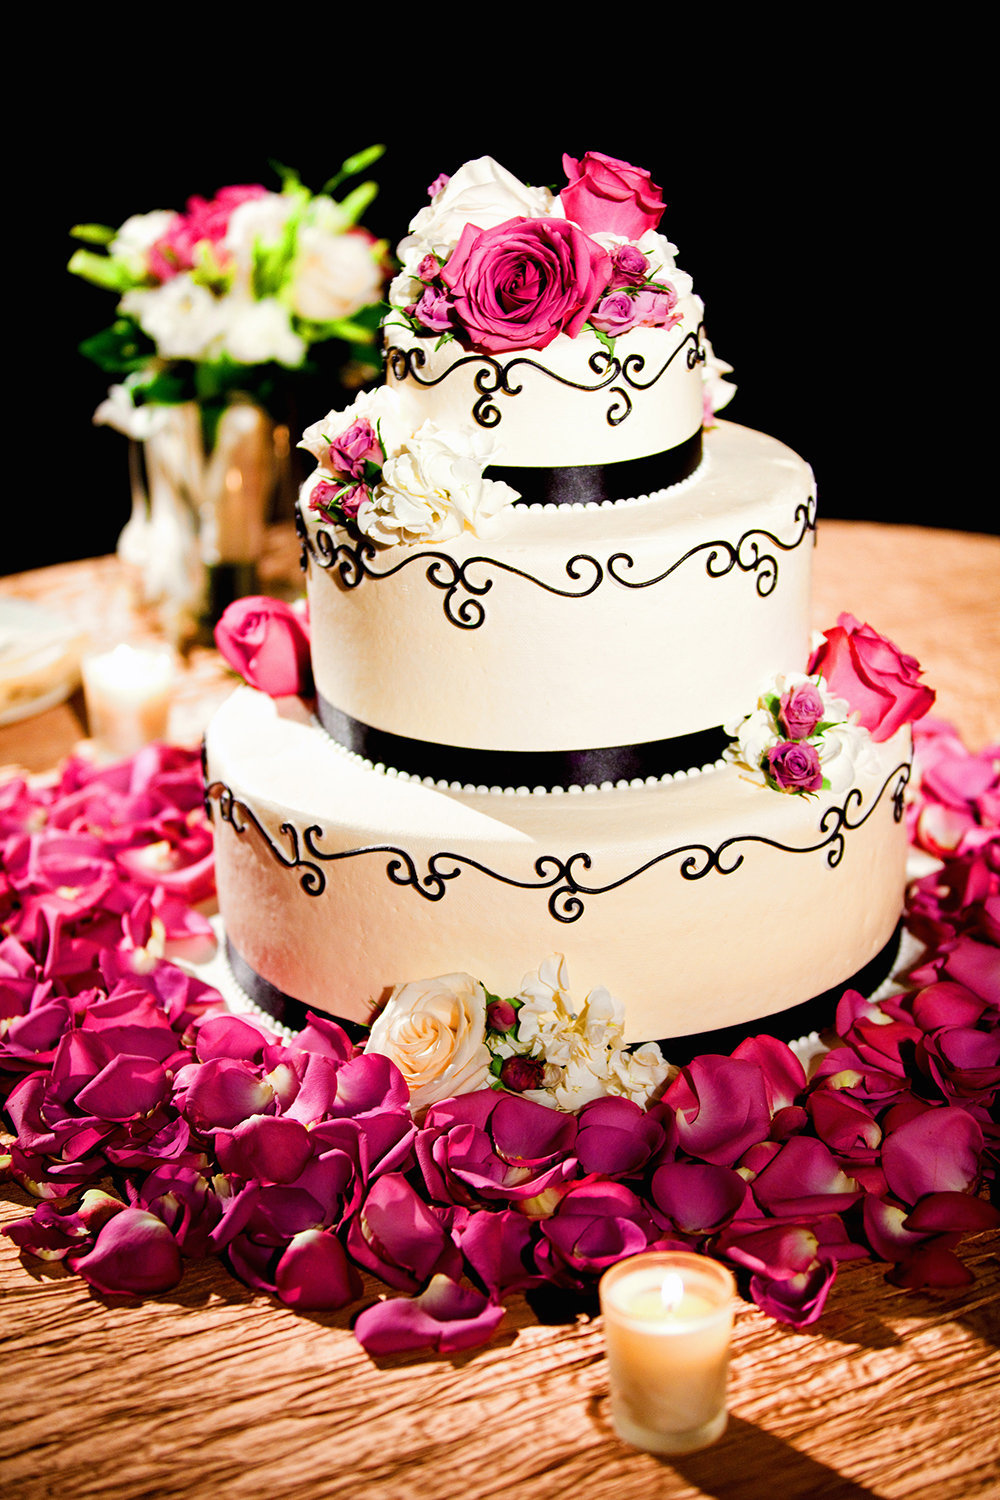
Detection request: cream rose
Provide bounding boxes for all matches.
[364,971,492,1116]
[401,156,556,260]
[289,227,383,323]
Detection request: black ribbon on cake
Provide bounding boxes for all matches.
[225,922,904,1057]
[316,695,729,789]
[490,431,703,508]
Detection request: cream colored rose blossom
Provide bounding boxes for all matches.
[122,276,227,361]
[364,971,492,1117]
[290,225,383,323]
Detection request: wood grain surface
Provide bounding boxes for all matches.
[2,521,999,1500]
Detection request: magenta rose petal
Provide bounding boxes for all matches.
[664,1056,771,1166]
[882,1106,984,1205]
[68,1208,183,1297]
[273,1228,363,1310]
[215,1114,314,1184]
[904,1191,1000,1235]
[651,1160,748,1236]
[354,1274,505,1356]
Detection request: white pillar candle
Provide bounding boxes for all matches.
[599,1251,736,1455]
[81,643,175,757]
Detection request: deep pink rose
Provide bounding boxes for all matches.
[328,418,381,479]
[148,185,267,282]
[808,612,935,742]
[561,151,665,238]
[779,682,825,739]
[440,216,612,353]
[214,597,312,698]
[765,740,823,793]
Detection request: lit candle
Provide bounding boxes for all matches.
[81,643,175,756]
[599,1251,736,1455]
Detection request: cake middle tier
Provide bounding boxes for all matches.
[298,421,816,768]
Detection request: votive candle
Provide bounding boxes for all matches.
[82,643,175,756]
[599,1251,736,1455]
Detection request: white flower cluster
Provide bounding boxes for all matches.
[495,955,672,1111]
[300,387,520,547]
[363,955,672,1118]
[111,192,382,369]
[725,671,874,793]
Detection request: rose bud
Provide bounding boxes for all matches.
[214,597,313,699]
[486,998,518,1034]
[499,1056,546,1093]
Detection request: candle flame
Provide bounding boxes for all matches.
[661,1271,685,1313]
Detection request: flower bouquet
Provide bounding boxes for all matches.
[69,147,390,637]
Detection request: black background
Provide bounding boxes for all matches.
[12,39,991,578]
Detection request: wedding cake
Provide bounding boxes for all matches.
[203,152,932,1054]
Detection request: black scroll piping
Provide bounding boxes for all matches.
[316,696,729,788]
[607,495,817,599]
[385,325,706,432]
[297,496,816,625]
[205,761,911,926]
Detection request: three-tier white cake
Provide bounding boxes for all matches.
[204,152,915,1047]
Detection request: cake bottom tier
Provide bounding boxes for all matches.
[204,688,912,1046]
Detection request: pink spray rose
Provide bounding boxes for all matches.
[327,417,382,478]
[440,216,612,352]
[590,290,641,337]
[765,740,824,793]
[560,152,665,238]
[808,613,935,742]
[214,597,312,698]
[148,185,268,282]
[779,682,825,739]
[609,243,649,285]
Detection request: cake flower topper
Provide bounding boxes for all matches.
[298,386,520,546]
[727,617,936,794]
[386,151,732,383]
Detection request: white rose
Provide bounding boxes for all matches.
[356,421,518,547]
[220,296,306,367]
[607,1042,672,1106]
[289,227,383,323]
[223,192,297,291]
[364,971,492,1117]
[110,210,176,279]
[93,380,173,441]
[731,706,780,772]
[121,275,226,360]
[398,156,556,264]
[817,720,871,793]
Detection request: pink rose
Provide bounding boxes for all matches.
[328,418,382,478]
[214,596,313,698]
[440,216,612,353]
[610,243,649,285]
[590,290,640,337]
[560,151,665,238]
[808,612,935,742]
[779,683,825,739]
[765,740,823,793]
[148,185,267,282]
[630,285,681,329]
[414,285,454,334]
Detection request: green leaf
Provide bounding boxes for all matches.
[77,317,155,375]
[67,248,134,293]
[588,323,616,358]
[69,223,116,245]
[322,143,385,196]
[335,179,379,227]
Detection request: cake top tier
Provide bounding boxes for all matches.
[301,151,734,543]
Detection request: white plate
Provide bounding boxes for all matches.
[0,597,87,726]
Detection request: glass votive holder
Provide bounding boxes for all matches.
[599,1251,736,1455]
[81,642,176,757]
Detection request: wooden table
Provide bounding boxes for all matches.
[2,523,999,1500]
